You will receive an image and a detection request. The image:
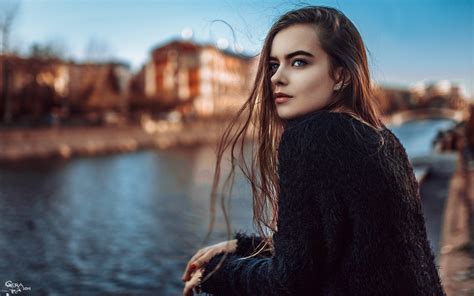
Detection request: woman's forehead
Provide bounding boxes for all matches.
[270,24,322,58]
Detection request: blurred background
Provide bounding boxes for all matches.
[0,0,472,295]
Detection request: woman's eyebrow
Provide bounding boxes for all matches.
[269,50,315,61]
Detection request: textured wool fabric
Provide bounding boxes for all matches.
[200,110,446,296]
[233,231,273,258]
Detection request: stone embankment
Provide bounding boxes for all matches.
[0,119,253,163]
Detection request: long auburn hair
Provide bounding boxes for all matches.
[200,5,384,282]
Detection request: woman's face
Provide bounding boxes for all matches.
[269,24,341,120]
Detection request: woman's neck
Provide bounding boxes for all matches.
[329,106,353,114]
[284,106,353,125]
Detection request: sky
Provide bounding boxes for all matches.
[5,0,474,98]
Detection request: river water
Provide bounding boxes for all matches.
[0,118,456,295]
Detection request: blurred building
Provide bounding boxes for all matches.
[0,54,65,124]
[372,80,468,116]
[0,54,132,125]
[67,62,132,122]
[373,84,413,115]
[409,80,467,110]
[131,40,256,119]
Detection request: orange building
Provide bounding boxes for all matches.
[140,40,256,118]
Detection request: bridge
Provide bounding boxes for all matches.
[382,108,468,126]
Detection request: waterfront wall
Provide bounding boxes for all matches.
[0,119,254,163]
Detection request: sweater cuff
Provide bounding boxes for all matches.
[233,230,272,258]
[200,251,235,295]
[199,231,272,295]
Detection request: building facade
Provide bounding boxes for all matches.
[0,54,132,124]
[140,40,256,118]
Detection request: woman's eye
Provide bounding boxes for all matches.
[269,63,279,73]
[292,59,307,67]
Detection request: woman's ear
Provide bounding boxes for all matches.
[334,81,343,91]
[333,67,349,91]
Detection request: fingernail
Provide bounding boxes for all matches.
[190,263,196,269]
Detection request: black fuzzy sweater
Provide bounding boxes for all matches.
[200,110,446,295]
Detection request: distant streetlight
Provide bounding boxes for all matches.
[181,27,193,40]
[216,38,229,50]
[234,43,244,53]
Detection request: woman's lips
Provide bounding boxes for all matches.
[275,96,292,104]
[274,92,293,104]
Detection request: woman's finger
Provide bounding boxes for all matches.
[182,270,202,296]
[183,280,192,296]
[183,276,197,296]
[189,248,206,263]
[182,250,204,279]
[182,252,206,282]
[183,279,194,296]
[181,261,195,281]
[182,264,195,282]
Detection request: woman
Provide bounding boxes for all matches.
[182,6,446,296]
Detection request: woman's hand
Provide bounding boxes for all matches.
[181,239,237,282]
[183,267,204,296]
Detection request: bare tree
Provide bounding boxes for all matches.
[0,0,20,124]
[83,37,115,63]
[29,38,69,61]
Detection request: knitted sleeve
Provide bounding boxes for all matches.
[233,230,272,258]
[200,112,350,295]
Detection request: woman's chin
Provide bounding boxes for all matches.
[276,107,313,121]
[275,107,296,121]
[275,111,292,121]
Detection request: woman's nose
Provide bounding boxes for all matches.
[270,67,288,86]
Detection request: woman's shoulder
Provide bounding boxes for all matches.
[283,110,349,130]
[282,110,383,150]
[284,110,377,132]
